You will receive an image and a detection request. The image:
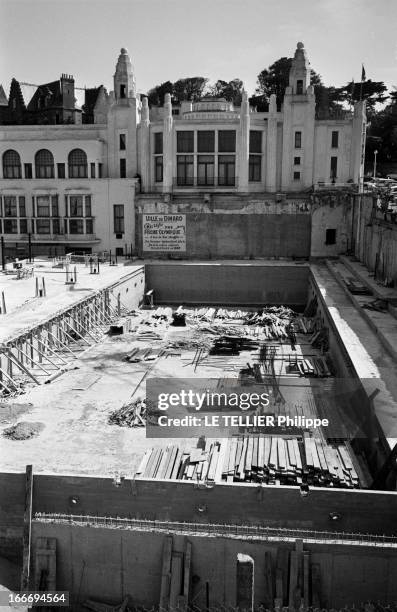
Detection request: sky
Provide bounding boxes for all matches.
[0,0,396,99]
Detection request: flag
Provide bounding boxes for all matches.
[361,65,366,81]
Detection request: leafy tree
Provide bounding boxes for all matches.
[365,95,397,171]
[207,79,244,105]
[336,79,388,116]
[147,81,173,107]
[255,57,292,108]
[172,77,208,104]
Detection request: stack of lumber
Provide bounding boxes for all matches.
[124,347,163,363]
[288,356,332,377]
[209,336,259,355]
[108,399,146,428]
[136,436,362,488]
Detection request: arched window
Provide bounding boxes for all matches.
[3,150,22,179]
[35,149,54,179]
[68,149,88,178]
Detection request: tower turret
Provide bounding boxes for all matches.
[288,42,311,95]
[113,48,136,100]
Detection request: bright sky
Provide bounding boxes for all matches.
[0,0,396,98]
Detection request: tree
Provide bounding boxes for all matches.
[365,94,397,172]
[336,79,388,116]
[172,77,208,104]
[207,79,244,105]
[147,81,173,107]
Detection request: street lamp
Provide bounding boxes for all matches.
[373,150,378,178]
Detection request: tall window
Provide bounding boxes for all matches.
[113,204,125,234]
[218,131,236,152]
[69,195,84,217]
[330,156,338,179]
[4,196,17,216]
[197,131,215,153]
[119,134,126,150]
[294,132,302,149]
[120,158,126,178]
[218,155,235,186]
[249,131,262,154]
[177,131,194,153]
[68,149,87,178]
[35,149,54,178]
[331,131,339,148]
[154,132,163,182]
[177,155,194,186]
[3,150,22,178]
[296,80,303,95]
[155,157,163,182]
[249,155,261,182]
[197,155,214,186]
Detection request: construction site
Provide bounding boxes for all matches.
[0,248,397,611]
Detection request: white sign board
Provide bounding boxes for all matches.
[142,214,186,252]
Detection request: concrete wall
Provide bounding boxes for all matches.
[31,522,397,608]
[144,263,310,306]
[108,266,145,311]
[356,196,397,286]
[136,211,311,260]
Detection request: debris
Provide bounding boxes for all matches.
[108,399,147,428]
[3,421,44,440]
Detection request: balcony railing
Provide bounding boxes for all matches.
[173,177,237,189]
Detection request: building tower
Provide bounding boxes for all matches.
[113,47,136,100]
[288,41,311,95]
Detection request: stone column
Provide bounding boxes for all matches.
[266,94,278,193]
[139,97,150,192]
[163,93,173,193]
[238,90,250,192]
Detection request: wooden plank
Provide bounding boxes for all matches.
[21,464,33,591]
[288,551,298,608]
[277,438,286,470]
[309,439,321,471]
[245,436,254,473]
[257,436,264,469]
[303,552,310,607]
[156,446,171,480]
[263,551,274,607]
[169,552,183,608]
[170,449,182,480]
[311,563,322,607]
[263,437,271,467]
[183,540,192,604]
[269,437,278,468]
[159,536,173,609]
[237,437,248,479]
[292,439,302,471]
[252,436,259,469]
[135,450,151,477]
[164,446,179,480]
[215,440,228,483]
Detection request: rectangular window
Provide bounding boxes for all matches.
[85,195,92,217]
[19,196,26,217]
[331,131,339,148]
[69,219,84,234]
[52,218,61,234]
[19,219,28,234]
[3,219,18,233]
[120,158,126,178]
[36,196,50,217]
[296,80,303,95]
[24,163,32,179]
[197,131,215,153]
[113,204,125,234]
[90,163,95,178]
[218,155,235,186]
[51,195,59,217]
[293,171,301,180]
[86,219,93,234]
[119,134,126,150]
[154,132,163,155]
[36,219,51,234]
[249,131,262,153]
[57,163,65,178]
[330,156,338,178]
[4,196,17,217]
[98,163,103,178]
[295,131,302,148]
[69,196,83,217]
[176,155,194,186]
[325,228,337,245]
[177,131,194,153]
[155,156,163,182]
[294,156,301,165]
[197,155,215,186]
[218,130,236,152]
[249,155,261,182]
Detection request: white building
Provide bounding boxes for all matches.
[0,44,366,257]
